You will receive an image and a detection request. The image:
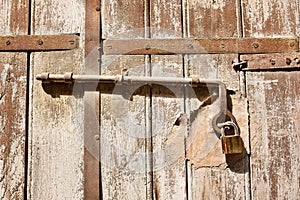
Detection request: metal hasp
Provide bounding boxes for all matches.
[36,72,238,137]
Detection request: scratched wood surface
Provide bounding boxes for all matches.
[186,0,250,199]
[247,72,300,199]
[150,0,187,199]
[243,0,300,199]
[0,0,28,199]
[28,0,85,199]
[100,0,150,199]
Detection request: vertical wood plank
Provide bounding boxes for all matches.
[0,0,28,199]
[247,72,300,199]
[100,0,149,199]
[28,0,85,199]
[242,0,300,36]
[187,0,250,199]
[150,0,187,199]
[243,1,300,199]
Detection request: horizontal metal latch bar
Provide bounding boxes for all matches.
[0,34,79,51]
[103,37,298,55]
[36,72,237,136]
[36,72,223,86]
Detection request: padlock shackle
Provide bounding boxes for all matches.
[218,121,240,137]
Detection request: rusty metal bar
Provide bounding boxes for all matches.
[36,72,217,85]
[103,37,298,55]
[36,72,237,136]
[240,53,300,70]
[0,34,79,51]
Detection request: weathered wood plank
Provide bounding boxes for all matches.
[188,0,241,37]
[186,0,250,199]
[247,72,300,199]
[243,1,300,199]
[28,0,85,199]
[0,0,28,199]
[242,0,300,37]
[100,0,149,199]
[150,0,187,199]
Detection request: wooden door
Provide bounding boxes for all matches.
[0,0,299,200]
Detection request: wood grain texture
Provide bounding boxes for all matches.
[150,0,187,199]
[188,0,241,37]
[243,1,300,199]
[247,72,300,199]
[28,0,85,199]
[100,0,149,199]
[242,0,300,37]
[0,0,28,199]
[186,0,250,199]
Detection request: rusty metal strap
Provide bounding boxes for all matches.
[240,53,300,70]
[103,37,298,55]
[0,34,79,51]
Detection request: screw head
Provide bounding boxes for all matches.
[6,40,11,45]
[286,58,292,65]
[95,6,100,12]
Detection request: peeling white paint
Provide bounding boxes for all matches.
[191,0,226,11]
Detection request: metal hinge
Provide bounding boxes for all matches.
[0,34,79,51]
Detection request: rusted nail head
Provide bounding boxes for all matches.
[6,40,11,45]
[37,39,43,45]
[96,6,101,12]
[252,42,259,48]
[145,44,151,50]
[187,44,194,49]
[69,40,75,45]
[270,59,276,65]
[286,58,292,65]
[94,135,100,140]
[289,42,295,47]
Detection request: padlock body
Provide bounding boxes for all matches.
[221,135,243,154]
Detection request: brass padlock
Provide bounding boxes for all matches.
[220,121,243,154]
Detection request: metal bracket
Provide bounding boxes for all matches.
[36,73,238,136]
[0,34,79,51]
